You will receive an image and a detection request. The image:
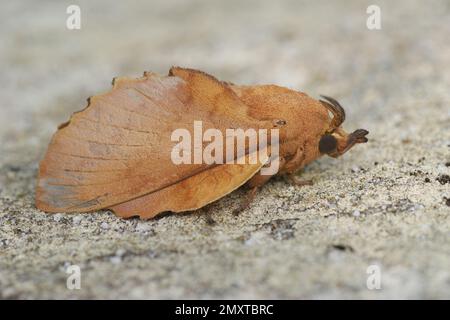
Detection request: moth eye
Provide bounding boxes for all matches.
[319,134,337,154]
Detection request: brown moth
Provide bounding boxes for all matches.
[36,67,368,219]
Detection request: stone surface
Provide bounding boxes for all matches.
[0,0,449,299]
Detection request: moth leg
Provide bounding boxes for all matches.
[283,147,306,174]
[287,173,314,186]
[232,186,259,216]
[233,156,285,216]
[246,171,275,189]
[283,148,313,187]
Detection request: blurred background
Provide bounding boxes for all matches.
[0,0,449,299]
[1,0,449,161]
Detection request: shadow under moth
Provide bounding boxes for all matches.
[36,67,368,219]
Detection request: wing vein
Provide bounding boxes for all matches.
[41,174,149,187]
[63,134,151,147]
[79,117,154,134]
[99,96,156,120]
[50,151,129,161]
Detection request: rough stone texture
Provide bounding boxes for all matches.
[0,0,449,299]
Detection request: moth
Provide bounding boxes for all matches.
[36,67,368,219]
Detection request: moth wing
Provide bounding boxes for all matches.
[110,146,270,219]
[36,68,271,212]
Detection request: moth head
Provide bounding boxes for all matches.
[319,95,369,158]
